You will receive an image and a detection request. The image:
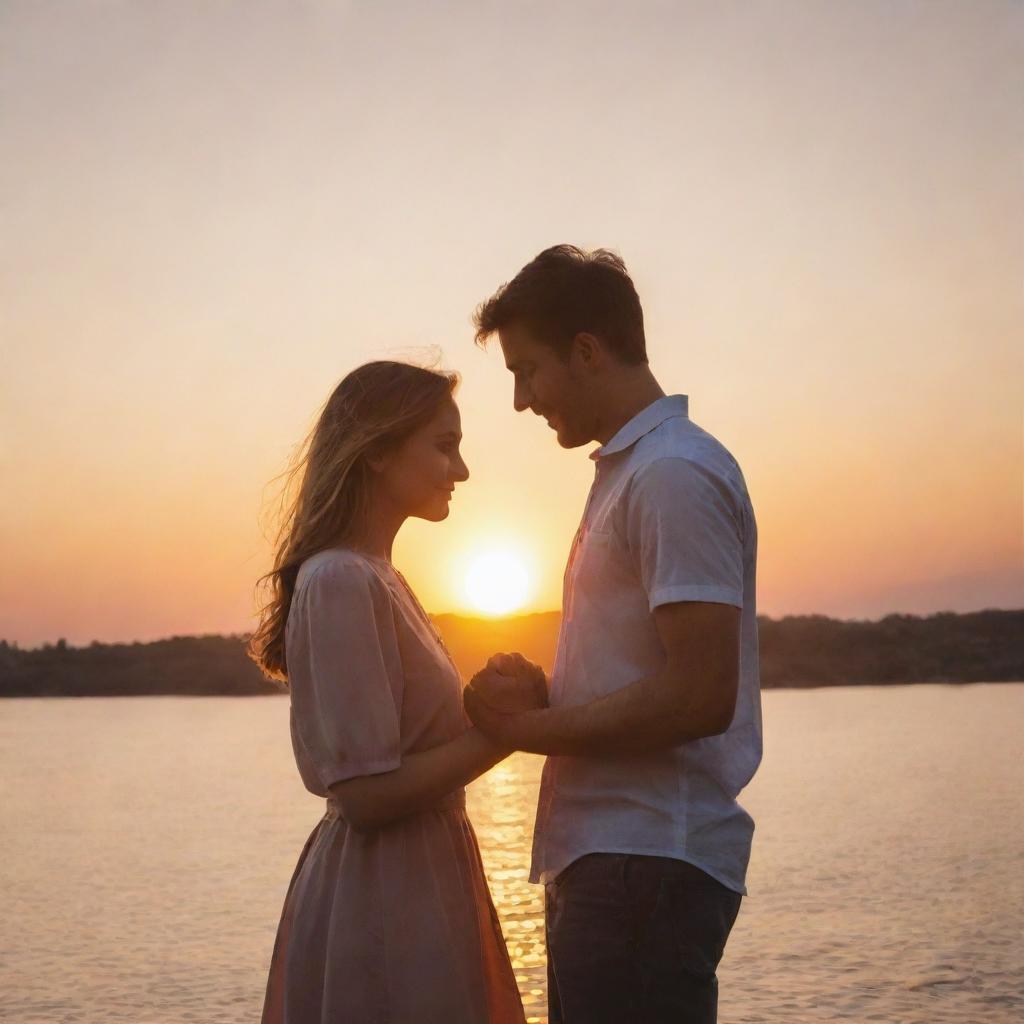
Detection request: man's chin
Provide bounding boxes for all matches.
[554,427,589,449]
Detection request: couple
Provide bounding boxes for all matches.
[250,245,762,1024]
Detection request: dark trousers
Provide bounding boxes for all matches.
[545,853,742,1024]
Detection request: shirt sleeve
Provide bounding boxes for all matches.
[287,559,403,788]
[624,456,745,611]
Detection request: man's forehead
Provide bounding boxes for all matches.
[498,325,545,367]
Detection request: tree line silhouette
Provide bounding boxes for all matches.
[1,609,1021,698]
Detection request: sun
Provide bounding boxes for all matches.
[463,547,531,616]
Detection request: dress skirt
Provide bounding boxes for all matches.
[262,793,525,1024]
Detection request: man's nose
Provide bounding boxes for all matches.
[453,454,470,482]
[513,379,531,413]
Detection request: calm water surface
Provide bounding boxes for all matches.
[2,685,1022,1023]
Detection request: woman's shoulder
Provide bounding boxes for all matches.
[295,548,393,604]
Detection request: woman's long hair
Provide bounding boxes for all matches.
[248,360,459,683]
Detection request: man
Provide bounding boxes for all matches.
[465,245,762,1024]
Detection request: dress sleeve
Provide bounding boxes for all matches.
[287,559,403,788]
[624,456,746,612]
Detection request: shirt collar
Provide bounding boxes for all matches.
[591,394,689,461]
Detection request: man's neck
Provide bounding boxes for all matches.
[593,366,666,445]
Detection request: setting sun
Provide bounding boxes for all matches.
[463,548,532,616]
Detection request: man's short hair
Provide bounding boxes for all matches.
[473,244,647,365]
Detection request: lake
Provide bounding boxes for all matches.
[2,684,1022,1023]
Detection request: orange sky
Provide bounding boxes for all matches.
[2,1,1022,646]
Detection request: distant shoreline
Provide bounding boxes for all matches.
[2,609,1022,698]
[3,680,1022,701]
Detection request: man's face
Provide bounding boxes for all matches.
[497,322,596,448]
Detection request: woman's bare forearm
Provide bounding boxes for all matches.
[329,727,509,832]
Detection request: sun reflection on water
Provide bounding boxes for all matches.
[466,751,548,1020]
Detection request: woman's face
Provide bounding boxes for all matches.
[375,396,469,522]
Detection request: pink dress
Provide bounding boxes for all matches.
[262,548,525,1024]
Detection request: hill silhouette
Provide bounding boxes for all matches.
[1,609,1021,698]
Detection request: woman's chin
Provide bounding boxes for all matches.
[416,502,451,523]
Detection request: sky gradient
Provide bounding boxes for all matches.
[2,0,1022,646]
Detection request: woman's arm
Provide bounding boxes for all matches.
[330,655,545,833]
[329,727,508,833]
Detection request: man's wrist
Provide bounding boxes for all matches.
[468,724,512,760]
[495,705,558,755]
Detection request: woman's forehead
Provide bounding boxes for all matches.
[426,396,461,433]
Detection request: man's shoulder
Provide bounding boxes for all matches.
[630,416,741,481]
[619,419,753,535]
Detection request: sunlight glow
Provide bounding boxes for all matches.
[463,548,531,616]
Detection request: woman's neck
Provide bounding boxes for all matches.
[347,499,404,563]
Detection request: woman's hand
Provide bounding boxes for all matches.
[466,652,549,714]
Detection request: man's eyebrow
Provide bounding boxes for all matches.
[435,430,462,440]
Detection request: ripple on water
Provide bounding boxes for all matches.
[2,686,1024,1023]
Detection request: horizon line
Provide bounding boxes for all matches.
[4,605,1023,652]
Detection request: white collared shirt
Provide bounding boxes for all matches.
[530,395,762,894]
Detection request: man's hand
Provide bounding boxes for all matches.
[469,652,548,712]
[463,652,549,747]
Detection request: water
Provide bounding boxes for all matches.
[2,685,1022,1023]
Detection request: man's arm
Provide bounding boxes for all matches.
[465,600,740,757]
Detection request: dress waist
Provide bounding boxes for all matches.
[325,787,466,824]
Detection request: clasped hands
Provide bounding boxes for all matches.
[464,652,548,749]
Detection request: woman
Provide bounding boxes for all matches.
[250,361,538,1023]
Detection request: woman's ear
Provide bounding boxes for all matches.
[363,443,392,475]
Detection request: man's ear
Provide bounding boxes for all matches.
[571,331,605,372]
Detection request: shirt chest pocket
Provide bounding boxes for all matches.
[572,523,633,592]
